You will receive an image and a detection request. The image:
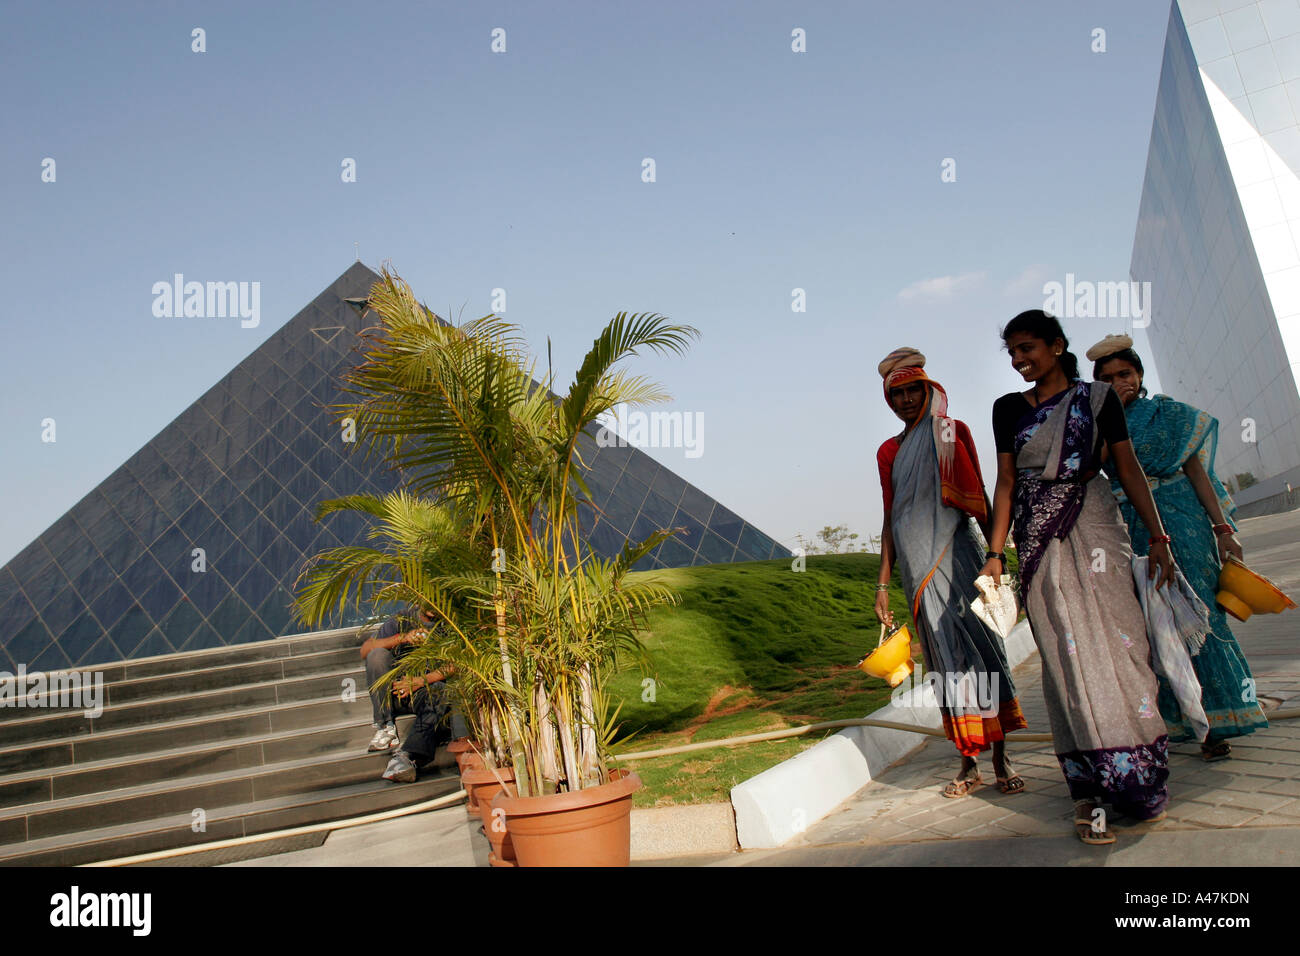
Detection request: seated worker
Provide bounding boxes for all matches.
[359,609,455,782]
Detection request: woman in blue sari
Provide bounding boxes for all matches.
[1091,335,1268,760]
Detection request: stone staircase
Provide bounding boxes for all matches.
[0,627,459,866]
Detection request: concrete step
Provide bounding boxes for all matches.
[0,667,368,748]
[0,693,380,776]
[0,714,417,810]
[0,622,458,867]
[0,772,460,867]
[84,626,365,683]
[0,739,448,846]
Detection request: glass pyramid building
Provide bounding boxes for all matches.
[0,263,788,671]
[1131,0,1300,508]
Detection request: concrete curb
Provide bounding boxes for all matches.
[630,803,738,859]
[729,619,1037,849]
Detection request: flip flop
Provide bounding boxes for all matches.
[1074,816,1115,844]
[1201,741,1231,762]
[941,774,983,798]
[995,774,1025,794]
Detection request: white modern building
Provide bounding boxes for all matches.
[1132,0,1300,512]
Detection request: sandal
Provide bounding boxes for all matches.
[1201,741,1231,762]
[995,774,1025,795]
[1074,803,1115,845]
[942,774,983,798]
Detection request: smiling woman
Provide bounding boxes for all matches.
[985,310,1175,845]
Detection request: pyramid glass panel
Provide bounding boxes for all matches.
[1,263,789,666]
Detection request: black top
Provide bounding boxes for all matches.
[991,383,1128,455]
[375,613,420,660]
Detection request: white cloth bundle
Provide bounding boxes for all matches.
[971,574,1018,639]
[1131,556,1211,742]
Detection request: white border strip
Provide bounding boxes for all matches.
[730,621,1037,849]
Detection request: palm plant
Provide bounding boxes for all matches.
[301,267,698,797]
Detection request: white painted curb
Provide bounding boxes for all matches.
[730,620,1038,849]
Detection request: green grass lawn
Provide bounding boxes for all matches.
[608,553,906,807]
[608,548,1023,807]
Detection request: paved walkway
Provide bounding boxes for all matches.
[696,507,1300,866]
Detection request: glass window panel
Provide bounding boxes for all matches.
[131,629,176,660]
[109,605,155,657]
[232,613,273,646]
[90,584,133,630]
[7,616,53,665]
[648,467,687,509]
[37,585,83,638]
[181,622,225,653]
[234,561,278,610]
[158,599,203,648]
[677,484,716,525]
[0,589,38,635]
[696,531,736,565]
[214,537,256,585]
[118,551,165,597]
[587,521,628,559]
[208,592,253,640]
[30,640,71,673]
[70,557,116,606]
[280,509,320,553]
[151,477,195,523]
[243,470,284,511]
[112,482,157,527]
[220,494,261,538]
[739,524,774,562]
[285,465,326,505]
[98,530,143,575]
[262,535,305,580]
[269,445,307,482]
[137,572,182,621]
[708,504,744,543]
[657,536,694,568]
[182,566,233,616]
[59,611,106,665]
[175,499,219,543]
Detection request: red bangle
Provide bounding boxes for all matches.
[1149,535,1171,544]
[1212,523,1234,536]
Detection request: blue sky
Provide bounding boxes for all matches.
[0,0,1176,565]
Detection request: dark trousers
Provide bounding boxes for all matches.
[364,646,451,762]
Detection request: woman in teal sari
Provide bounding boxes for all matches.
[1091,334,1268,760]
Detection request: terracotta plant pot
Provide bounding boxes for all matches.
[461,765,515,826]
[456,750,486,774]
[457,751,487,811]
[447,738,475,758]
[485,814,517,866]
[491,770,642,867]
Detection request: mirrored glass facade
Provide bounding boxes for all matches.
[1131,1,1300,504]
[0,263,787,670]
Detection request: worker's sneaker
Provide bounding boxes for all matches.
[382,751,418,783]
[367,723,399,753]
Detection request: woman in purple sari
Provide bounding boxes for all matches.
[979,312,1175,845]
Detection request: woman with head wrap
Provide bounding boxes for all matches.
[1091,334,1267,760]
[875,347,1028,798]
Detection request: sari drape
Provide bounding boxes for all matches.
[1011,382,1169,819]
[1112,395,1268,743]
[887,407,1026,757]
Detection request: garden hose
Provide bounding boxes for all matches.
[611,707,1300,762]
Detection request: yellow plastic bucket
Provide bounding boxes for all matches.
[858,623,915,688]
